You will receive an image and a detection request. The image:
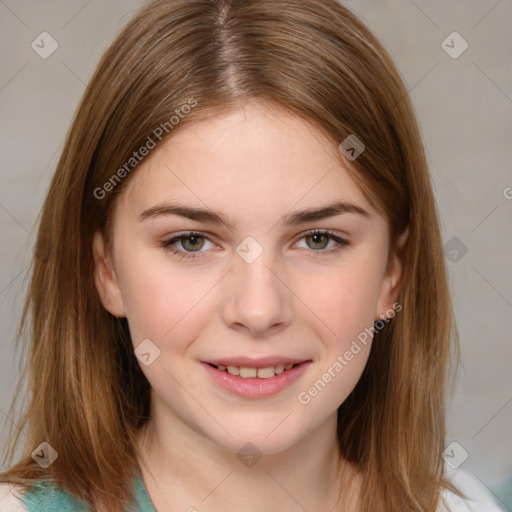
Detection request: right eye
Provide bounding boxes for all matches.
[161,232,216,260]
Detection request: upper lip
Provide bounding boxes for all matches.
[203,357,311,368]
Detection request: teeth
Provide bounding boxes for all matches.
[227,365,240,376]
[239,367,257,378]
[216,363,298,378]
[257,367,276,379]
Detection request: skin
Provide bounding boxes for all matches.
[93,101,404,511]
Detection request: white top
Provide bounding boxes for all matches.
[437,468,504,512]
[0,483,27,512]
[0,468,504,511]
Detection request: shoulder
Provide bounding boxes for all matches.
[438,469,504,512]
[0,483,28,512]
[0,479,89,512]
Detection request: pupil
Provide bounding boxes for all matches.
[310,233,326,249]
[184,235,202,251]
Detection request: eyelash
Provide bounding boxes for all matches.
[161,230,350,261]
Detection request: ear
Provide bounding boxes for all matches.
[92,230,126,317]
[375,227,408,321]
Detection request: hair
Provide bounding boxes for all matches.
[1,0,462,510]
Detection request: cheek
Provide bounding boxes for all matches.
[116,253,219,350]
[295,256,383,348]
[293,266,379,416]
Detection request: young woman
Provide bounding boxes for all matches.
[0,0,504,511]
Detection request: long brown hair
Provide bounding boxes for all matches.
[1,0,461,510]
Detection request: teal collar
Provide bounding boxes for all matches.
[133,465,158,511]
[19,466,158,511]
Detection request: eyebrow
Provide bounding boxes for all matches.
[138,200,370,229]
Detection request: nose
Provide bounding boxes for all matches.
[220,247,294,338]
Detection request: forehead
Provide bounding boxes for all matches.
[115,102,373,222]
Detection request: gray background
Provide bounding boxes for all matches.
[0,0,511,508]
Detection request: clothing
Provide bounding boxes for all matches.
[0,466,156,512]
[437,468,505,512]
[0,467,504,511]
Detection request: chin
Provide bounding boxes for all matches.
[204,419,306,457]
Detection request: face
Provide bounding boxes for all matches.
[93,102,403,456]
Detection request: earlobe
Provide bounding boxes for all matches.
[92,231,126,317]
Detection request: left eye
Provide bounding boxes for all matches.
[295,231,349,253]
[161,230,349,261]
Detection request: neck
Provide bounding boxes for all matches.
[136,409,360,512]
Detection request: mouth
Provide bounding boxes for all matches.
[206,362,301,379]
[201,359,312,399]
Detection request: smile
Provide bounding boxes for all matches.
[201,360,312,399]
[209,363,300,379]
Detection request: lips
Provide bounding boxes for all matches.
[201,357,312,398]
[203,356,308,368]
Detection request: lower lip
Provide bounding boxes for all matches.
[202,362,311,399]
